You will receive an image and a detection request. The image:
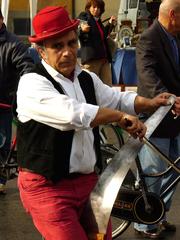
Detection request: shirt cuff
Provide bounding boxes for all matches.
[80,103,99,128]
[121,92,137,115]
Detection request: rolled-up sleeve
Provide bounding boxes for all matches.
[88,72,137,115]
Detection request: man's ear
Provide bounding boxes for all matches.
[169,9,175,19]
[37,47,47,60]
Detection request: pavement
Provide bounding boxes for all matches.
[0,177,179,240]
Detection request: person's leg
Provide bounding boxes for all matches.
[82,59,112,86]
[100,61,112,86]
[161,133,180,211]
[0,111,12,160]
[0,111,12,191]
[82,59,103,77]
[105,220,112,240]
[155,134,180,232]
[18,171,110,240]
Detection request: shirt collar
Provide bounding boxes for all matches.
[41,59,83,82]
[94,17,99,21]
[159,22,175,41]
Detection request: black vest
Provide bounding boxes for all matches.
[17,64,102,181]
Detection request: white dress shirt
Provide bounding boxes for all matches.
[17,60,137,173]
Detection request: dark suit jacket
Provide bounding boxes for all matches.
[136,19,180,137]
[137,19,180,97]
[78,11,112,64]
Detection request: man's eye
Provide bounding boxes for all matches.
[69,39,78,47]
[53,43,63,49]
[51,39,78,49]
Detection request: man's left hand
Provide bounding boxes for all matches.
[150,92,173,112]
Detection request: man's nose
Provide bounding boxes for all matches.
[62,46,71,55]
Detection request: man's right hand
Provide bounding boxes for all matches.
[118,113,146,141]
[91,108,146,141]
[81,22,90,32]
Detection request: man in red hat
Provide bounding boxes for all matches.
[16,6,179,240]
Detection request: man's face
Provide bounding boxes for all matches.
[170,7,180,34]
[173,11,180,34]
[40,30,78,78]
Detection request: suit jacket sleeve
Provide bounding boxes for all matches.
[136,31,168,98]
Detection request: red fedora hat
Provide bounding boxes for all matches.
[29,6,79,43]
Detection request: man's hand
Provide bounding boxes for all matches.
[151,93,180,118]
[150,92,173,111]
[118,113,146,141]
[91,108,146,141]
[134,92,173,114]
[172,96,180,118]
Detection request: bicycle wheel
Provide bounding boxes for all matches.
[99,124,125,150]
[100,124,124,170]
[111,170,135,239]
[111,216,131,239]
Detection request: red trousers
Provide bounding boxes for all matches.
[18,171,112,240]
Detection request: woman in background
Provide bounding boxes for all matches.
[78,0,116,86]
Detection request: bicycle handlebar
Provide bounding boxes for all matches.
[0,103,12,109]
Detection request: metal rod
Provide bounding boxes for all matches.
[135,157,152,213]
[143,137,180,174]
[160,176,180,199]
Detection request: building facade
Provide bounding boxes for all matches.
[0,0,160,44]
[0,0,119,40]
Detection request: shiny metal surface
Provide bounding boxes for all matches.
[86,96,175,236]
[144,95,175,138]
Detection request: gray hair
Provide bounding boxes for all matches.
[160,0,180,15]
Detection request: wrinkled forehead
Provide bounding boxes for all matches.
[43,30,77,45]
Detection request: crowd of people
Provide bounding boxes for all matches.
[0,0,180,240]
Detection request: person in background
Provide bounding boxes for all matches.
[16,6,179,240]
[28,43,41,63]
[78,0,116,86]
[134,0,180,238]
[0,9,34,194]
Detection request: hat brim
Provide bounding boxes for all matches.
[29,19,79,43]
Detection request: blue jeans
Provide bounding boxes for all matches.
[0,110,13,184]
[134,133,180,231]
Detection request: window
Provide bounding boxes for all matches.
[13,18,30,35]
[129,0,138,9]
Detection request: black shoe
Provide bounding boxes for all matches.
[159,221,176,232]
[134,228,164,239]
